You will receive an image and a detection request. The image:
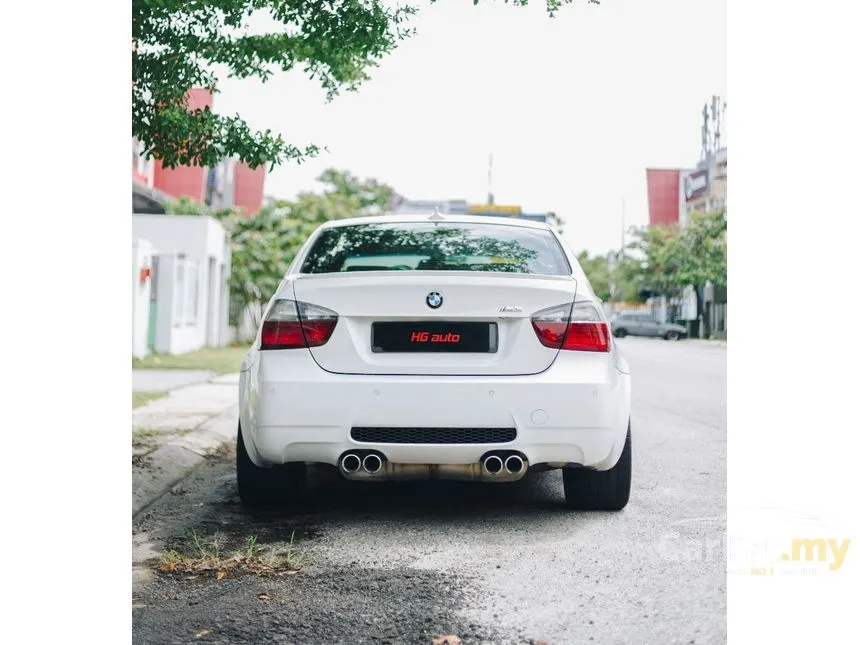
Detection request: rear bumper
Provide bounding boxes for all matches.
[239,350,631,472]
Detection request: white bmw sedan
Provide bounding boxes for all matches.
[237,214,632,510]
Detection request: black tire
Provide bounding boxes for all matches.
[236,423,307,509]
[563,423,631,511]
[614,328,628,338]
[665,330,681,341]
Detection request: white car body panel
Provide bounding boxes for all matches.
[292,272,577,375]
[238,214,631,474]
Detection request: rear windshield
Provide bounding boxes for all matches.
[300,222,571,275]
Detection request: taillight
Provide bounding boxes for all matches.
[260,299,338,350]
[531,302,610,352]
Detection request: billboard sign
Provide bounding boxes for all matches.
[684,169,709,202]
[394,199,469,214]
[467,204,522,215]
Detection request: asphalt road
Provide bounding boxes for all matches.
[132,337,726,645]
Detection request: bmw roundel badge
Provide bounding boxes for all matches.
[426,292,443,309]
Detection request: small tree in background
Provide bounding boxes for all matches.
[627,223,685,300]
[577,251,611,301]
[625,208,727,335]
[608,251,648,303]
[674,208,727,337]
[159,196,216,217]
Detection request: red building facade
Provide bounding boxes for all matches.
[645,168,681,226]
[231,162,266,216]
[132,88,266,216]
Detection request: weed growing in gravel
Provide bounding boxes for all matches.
[132,427,195,449]
[132,428,161,448]
[157,529,304,579]
[206,441,236,460]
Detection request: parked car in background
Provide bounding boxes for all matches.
[611,313,687,340]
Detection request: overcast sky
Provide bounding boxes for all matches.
[214,0,726,255]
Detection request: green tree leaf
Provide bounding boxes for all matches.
[133,0,598,169]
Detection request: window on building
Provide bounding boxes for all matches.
[185,260,199,326]
[205,168,217,206]
[171,256,200,327]
[173,254,186,327]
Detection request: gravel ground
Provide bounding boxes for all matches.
[132,337,726,644]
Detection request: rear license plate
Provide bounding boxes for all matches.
[371,322,498,353]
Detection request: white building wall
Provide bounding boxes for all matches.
[220,238,235,345]
[153,255,177,354]
[131,238,155,358]
[678,169,689,228]
[132,214,231,355]
[681,285,698,321]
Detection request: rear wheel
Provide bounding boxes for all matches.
[236,423,307,508]
[614,328,628,338]
[665,330,681,341]
[563,423,631,511]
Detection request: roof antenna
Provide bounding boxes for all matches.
[428,206,445,221]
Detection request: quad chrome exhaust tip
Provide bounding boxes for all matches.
[341,452,362,474]
[363,453,384,474]
[504,455,525,474]
[483,455,504,475]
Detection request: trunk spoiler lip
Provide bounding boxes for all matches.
[289,270,577,282]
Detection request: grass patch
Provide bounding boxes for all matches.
[132,427,182,448]
[207,441,236,460]
[132,343,250,374]
[132,428,160,448]
[132,426,195,448]
[133,391,168,409]
[157,529,304,579]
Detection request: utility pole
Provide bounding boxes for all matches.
[620,197,626,258]
[610,197,626,305]
[487,153,494,205]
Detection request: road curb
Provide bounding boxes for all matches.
[132,404,237,518]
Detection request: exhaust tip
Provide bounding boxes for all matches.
[483,455,504,475]
[341,453,361,474]
[504,455,525,475]
[363,454,383,474]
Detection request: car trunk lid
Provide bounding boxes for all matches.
[291,272,578,376]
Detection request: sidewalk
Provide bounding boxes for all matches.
[132,368,216,392]
[132,372,239,517]
[686,338,727,348]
